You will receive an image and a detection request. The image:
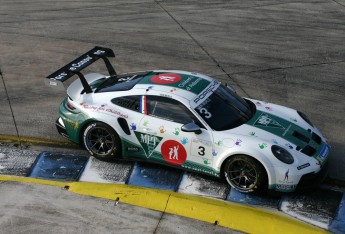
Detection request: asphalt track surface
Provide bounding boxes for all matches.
[0,0,345,233]
[0,0,344,181]
[0,181,242,234]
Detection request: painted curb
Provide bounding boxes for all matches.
[0,134,75,147]
[0,175,328,234]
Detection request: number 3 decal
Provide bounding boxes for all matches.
[198,146,205,156]
[199,108,212,119]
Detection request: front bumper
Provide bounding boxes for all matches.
[271,158,329,192]
[295,160,329,191]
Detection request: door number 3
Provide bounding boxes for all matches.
[198,146,205,156]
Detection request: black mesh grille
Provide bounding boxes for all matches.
[292,131,310,143]
[311,132,322,144]
[301,145,316,156]
[296,161,329,191]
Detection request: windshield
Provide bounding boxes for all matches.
[194,84,254,131]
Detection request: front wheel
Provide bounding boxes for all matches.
[83,122,121,161]
[223,155,267,193]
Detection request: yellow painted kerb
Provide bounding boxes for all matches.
[0,175,329,234]
[0,134,74,146]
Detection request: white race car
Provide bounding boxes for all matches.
[46,47,330,193]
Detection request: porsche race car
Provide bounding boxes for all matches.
[46,47,330,193]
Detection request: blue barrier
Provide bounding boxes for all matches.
[227,189,279,208]
[127,162,183,191]
[28,152,88,181]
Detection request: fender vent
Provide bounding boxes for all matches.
[311,132,321,144]
[292,131,310,143]
[301,145,316,156]
[118,118,131,135]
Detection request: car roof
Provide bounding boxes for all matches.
[96,70,216,101]
[138,70,213,93]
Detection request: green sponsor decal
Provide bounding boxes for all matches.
[248,110,304,146]
[247,110,293,140]
[134,131,163,158]
[248,110,325,158]
[253,113,285,129]
[121,138,219,177]
[181,161,220,177]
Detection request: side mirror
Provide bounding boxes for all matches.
[181,123,202,135]
[226,83,236,93]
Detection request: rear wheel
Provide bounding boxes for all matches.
[83,122,121,161]
[223,155,267,193]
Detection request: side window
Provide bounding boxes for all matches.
[111,96,140,112]
[146,96,199,125]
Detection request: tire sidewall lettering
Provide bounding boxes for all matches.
[83,123,98,154]
[84,123,97,137]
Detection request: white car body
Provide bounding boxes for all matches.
[47,47,330,193]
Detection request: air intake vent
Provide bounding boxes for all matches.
[292,131,310,143]
[311,132,321,144]
[118,118,131,135]
[301,145,316,156]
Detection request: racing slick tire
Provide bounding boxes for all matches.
[223,155,267,194]
[83,122,121,161]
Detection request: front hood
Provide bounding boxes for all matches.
[231,99,328,163]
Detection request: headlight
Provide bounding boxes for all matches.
[297,111,313,127]
[271,145,294,164]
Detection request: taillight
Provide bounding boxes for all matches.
[66,100,76,110]
[65,99,79,113]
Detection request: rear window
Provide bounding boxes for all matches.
[96,72,151,92]
[111,96,140,112]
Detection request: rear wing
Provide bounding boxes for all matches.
[45,46,116,94]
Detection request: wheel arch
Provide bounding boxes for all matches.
[219,152,275,189]
[79,120,123,160]
[77,118,98,145]
[78,118,123,147]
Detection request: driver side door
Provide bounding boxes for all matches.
[136,95,215,171]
